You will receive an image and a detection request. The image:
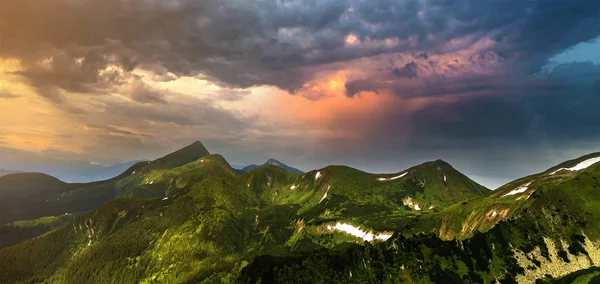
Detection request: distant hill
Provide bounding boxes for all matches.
[0,141,212,224]
[242,158,305,174]
[0,169,22,177]
[0,147,144,183]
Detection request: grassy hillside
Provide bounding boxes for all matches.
[0,214,75,248]
[0,142,212,225]
[239,155,600,283]
[0,155,493,283]
[2,147,597,283]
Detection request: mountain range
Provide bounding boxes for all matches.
[0,146,144,183]
[0,141,599,283]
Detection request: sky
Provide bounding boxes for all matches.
[1,0,600,188]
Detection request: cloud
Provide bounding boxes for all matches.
[407,62,600,149]
[215,89,252,101]
[126,79,168,105]
[392,62,419,79]
[3,0,600,94]
[2,0,600,189]
[0,92,20,99]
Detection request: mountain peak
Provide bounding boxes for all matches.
[148,141,210,170]
[265,158,285,166]
[242,158,304,174]
[190,141,204,147]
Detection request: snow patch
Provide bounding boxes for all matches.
[315,171,321,180]
[377,172,407,181]
[502,182,532,197]
[290,185,297,190]
[162,196,169,201]
[549,157,600,175]
[428,205,435,210]
[326,222,393,242]
[443,175,447,182]
[491,210,497,217]
[132,171,136,174]
[319,185,331,203]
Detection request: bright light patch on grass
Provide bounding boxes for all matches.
[549,157,600,175]
[502,182,532,197]
[162,196,168,201]
[403,197,422,211]
[290,185,297,190]
[326,222,392,242]
[376,172,407,181]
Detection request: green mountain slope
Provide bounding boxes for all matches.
[116,154,238,198]
[0,142,215,249]
[239,154,600,283]
[0,153,491,283]
[408,152,600,241]
[3,145,596,283]
[0,142,212,224]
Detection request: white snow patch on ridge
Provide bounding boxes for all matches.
[377,172,407,181]
[502,182,532,197]
[319,185,331,203]
[315,171,321,180]
[549,157,600,175]
[326,222,393,242]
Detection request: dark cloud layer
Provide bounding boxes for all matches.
[408,62,600,146]
[3,0,600,94]
[392,62,419,79]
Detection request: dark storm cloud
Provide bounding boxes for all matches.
[344,79,380,97]
[414,53,428,60]
[392,62,419,79]
[127,79,169,105]
[3,0,600,94]
[407,62,600,150]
